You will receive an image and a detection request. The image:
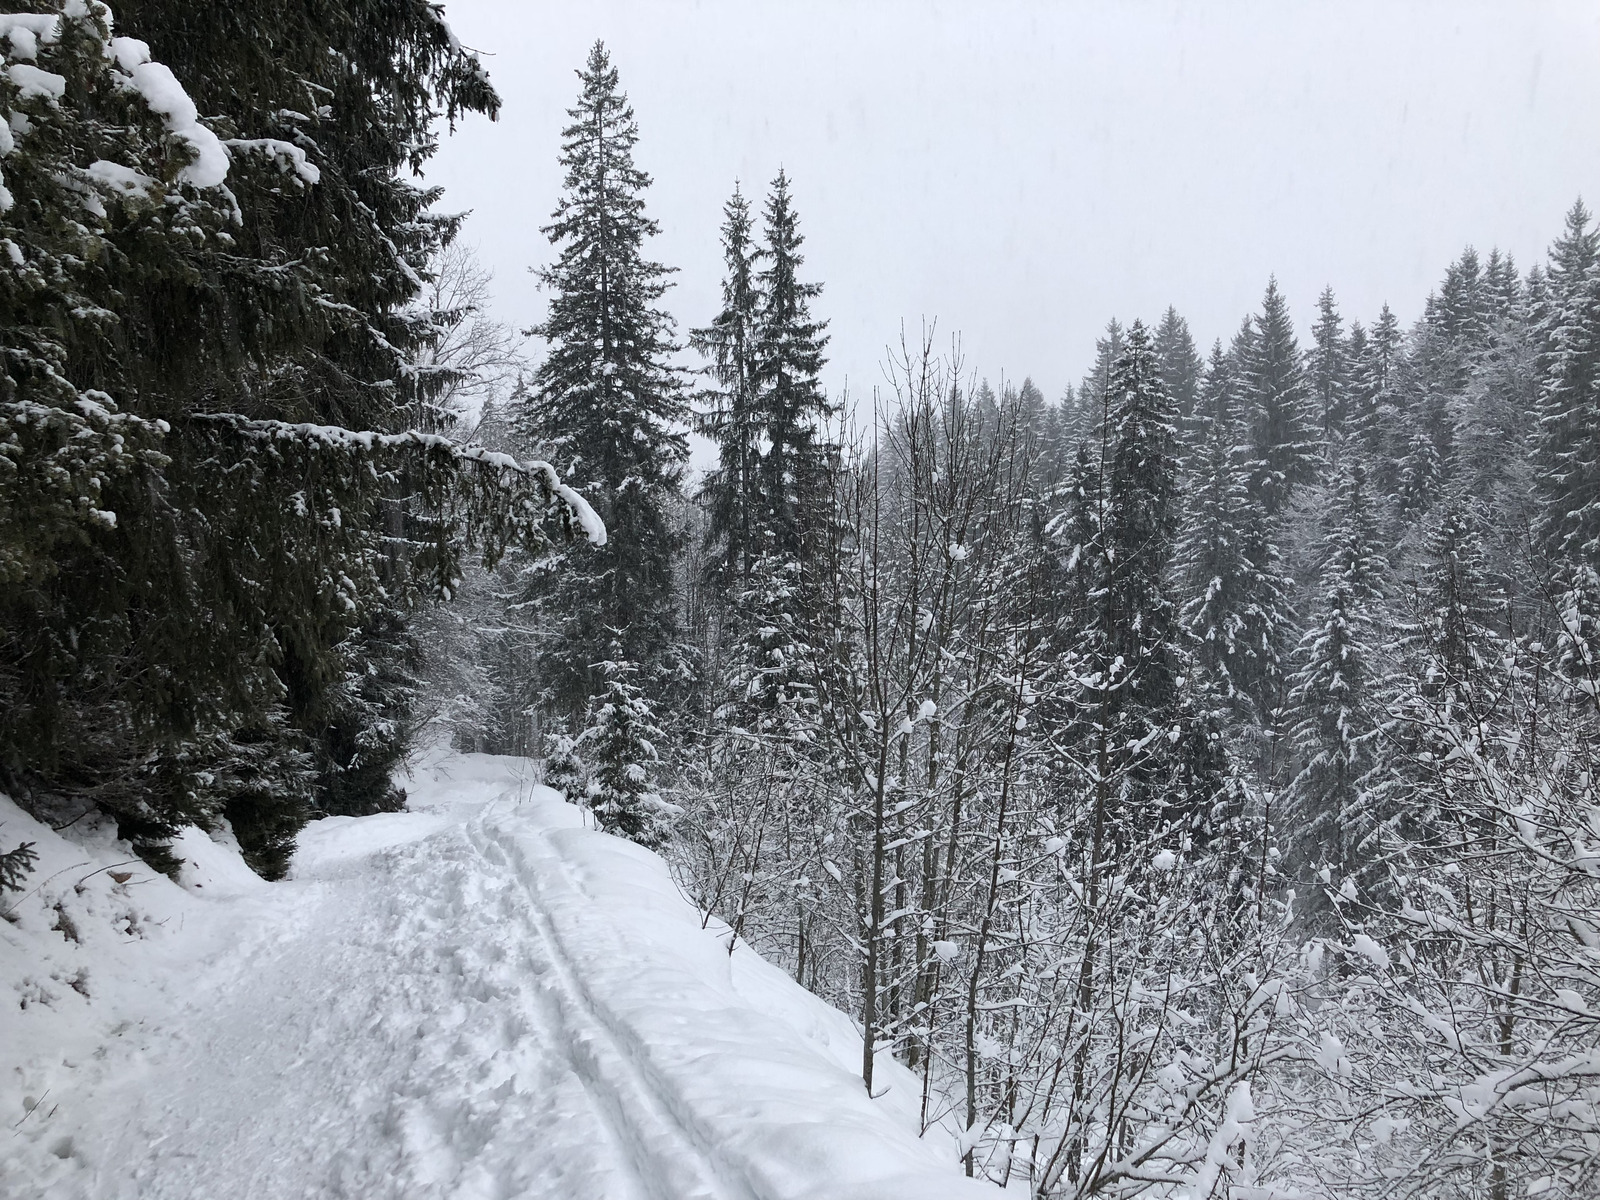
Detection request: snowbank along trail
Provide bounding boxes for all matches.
[2,751,990,1199]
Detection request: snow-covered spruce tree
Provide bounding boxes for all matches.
[580,652,673,849]
[1348,261,1510,537]
[1307,285,1350,438]
[519,41,688,729]
[1063,327,1198,795]
[1454,269,1539,540]
[117,0,500,439]
[1154,304,1202,428]
[1241,277,1320,515]
[1486,244,1521,313]
[1053,441,1105,632]
[1055,321,1126,454]
[1344,318,1373,447]
[694,173,838,592]
[1533,200,1600,687]
[693,184,762,588]
[0,8,251,863]
[1078,318,1124,428]
[0,3,596,877]
[1353,301,1405,490]
[1417,500,1501,693]
[1425,245,1491,365]
[1177,341,1294,722]
[711,171,834,731]
[1374,498,1507,845]
[1013,376,1049,434]
[679,172,835,926]
[542,733,587,800]
[1011,377,1074,493]
[116,0,506,823]
[1113,321,1209,819]
[719,539,818,740]
[1363,302,1401,476]
[751,168,835,566]
[0,836,39,894]
[1395,422,1446,517]
[1285,463,1391,921]
[1389,248,1499,521]
[1056,320,1222,840]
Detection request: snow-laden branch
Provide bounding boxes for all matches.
[108,36,229,188]
[185,413,606,546]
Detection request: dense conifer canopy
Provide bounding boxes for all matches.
[0,1,590,874]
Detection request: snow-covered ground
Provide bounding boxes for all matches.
[1,751,991,1199]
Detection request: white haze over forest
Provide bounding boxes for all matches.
[429,0,1600,415]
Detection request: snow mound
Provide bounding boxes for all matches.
[1,753,992,1198]
[0,792,275,1188]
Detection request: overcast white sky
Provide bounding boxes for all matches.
[427,0,1600,425]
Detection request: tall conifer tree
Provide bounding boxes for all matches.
[1287,465,1389,904]
[1307,286,1350,436]
[1534,200,1600,570]
[694,187,761,586]
[118,0,508,829]
[1344,320,1375,451]
[521,42,687,722]
[1154,306,1202,427]
[1484,247,1521,318]
[1240,278,1319,514]
[1531,200,1600,685]
[1426,247,1488,355]
[1362,302,1406,489]
[581,652,672,848]
[717,172,833,743]
[1417,501,1499,691]
[752,169,833,565]
[1056,322,1221,843]
[1177,343,1293,718]
[0,0,583,876]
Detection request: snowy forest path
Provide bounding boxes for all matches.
[7,752,989,1200]
[465,812,753,1200]
[64,780,664,1199]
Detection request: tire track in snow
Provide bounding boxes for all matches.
[378,827,651,1200]
[467,807,755,1200]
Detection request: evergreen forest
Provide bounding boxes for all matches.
[3,6,1598,1197]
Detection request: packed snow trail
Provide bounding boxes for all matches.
[2,753,990,1199]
